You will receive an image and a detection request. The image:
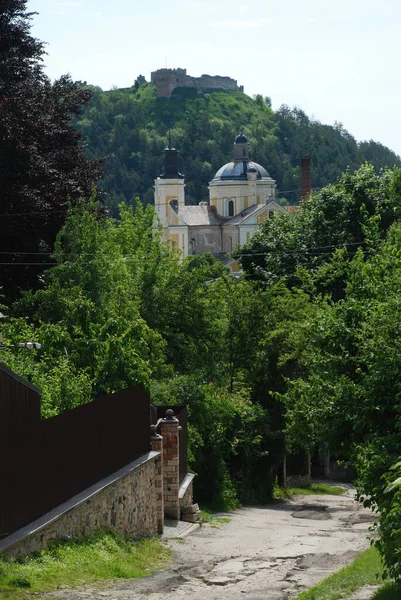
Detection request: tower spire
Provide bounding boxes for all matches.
[160,139,184,179]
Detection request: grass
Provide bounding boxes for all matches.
[293,546,382,600]
[274,483,346,500]
[0,530,171,599]
[201,508,231,528]
[291,546,401,600]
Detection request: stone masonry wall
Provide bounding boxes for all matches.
[2,455,159,558]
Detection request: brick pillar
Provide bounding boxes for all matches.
[160,409,180,521]
[150,425,164,534]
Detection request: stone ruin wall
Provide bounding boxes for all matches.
[151,68,244,98]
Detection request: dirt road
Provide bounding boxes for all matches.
[48,485,376,600]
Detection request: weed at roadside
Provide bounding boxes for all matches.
[201,508,231,528]
[274,483,346,500]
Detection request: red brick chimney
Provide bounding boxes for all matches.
[300,155,312,200]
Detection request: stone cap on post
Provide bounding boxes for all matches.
[150,424,162,440]
[162,409,179,424]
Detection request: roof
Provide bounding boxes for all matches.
[225,201,285,225]
[212,160,271,181]
[224,203,265,225]
[170,201,287,227]
[171,203,224,226]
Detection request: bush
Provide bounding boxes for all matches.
[151,375,272,509]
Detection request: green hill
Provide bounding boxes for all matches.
[74,82,401,211]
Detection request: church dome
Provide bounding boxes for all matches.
[212,161,270,181]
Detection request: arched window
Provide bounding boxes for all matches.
[228,199,234,217]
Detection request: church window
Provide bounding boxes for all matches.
[269,210,274,218]
[228,199,234,217]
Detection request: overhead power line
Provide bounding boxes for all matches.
[0,243,370,267]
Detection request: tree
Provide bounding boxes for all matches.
[0,0,44,91]
[279,223,401,581]
[0,1,103,299]
[238,165,401,296]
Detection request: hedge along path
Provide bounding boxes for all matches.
[45,485,376,600]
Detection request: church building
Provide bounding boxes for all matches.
[154,134,285,263]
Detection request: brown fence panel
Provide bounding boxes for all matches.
[0,384,151,537]
[0,364,41,446]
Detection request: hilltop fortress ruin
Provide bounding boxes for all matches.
[151,68,244,98]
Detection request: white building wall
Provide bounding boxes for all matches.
[209,179,276,215]
[154,177,185,228]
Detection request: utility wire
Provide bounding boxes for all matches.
[0,189,321,217]
[0,240,368,257]
[0,248,371,267]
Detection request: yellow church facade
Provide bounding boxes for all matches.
[154,134,285,265]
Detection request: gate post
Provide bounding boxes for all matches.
[150,425,164,534]
[160,409,180,520]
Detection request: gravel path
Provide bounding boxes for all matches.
[46,485,376,600]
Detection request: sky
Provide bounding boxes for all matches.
[29,0,401,156]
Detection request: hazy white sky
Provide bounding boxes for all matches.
[29,0,401,156]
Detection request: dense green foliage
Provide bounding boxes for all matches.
[7,164,401,534]
[238,164,401,581]
[74,82,401,211]
[238,164,401,293]
[2,200,310,506]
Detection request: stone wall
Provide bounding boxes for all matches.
[151,68,243,98]
[1,410,197,558]
[0,453,160,558]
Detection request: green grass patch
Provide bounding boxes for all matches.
[201,508,231,529]
[291,545,401,600]
[0,530,171,599]
[273,483,346,500]
[293,546,382,600]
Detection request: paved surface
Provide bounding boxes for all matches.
[347,586,380,600]
[45,486,377,600]
[161,518,200,539]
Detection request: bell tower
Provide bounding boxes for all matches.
[154,143,185,228]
